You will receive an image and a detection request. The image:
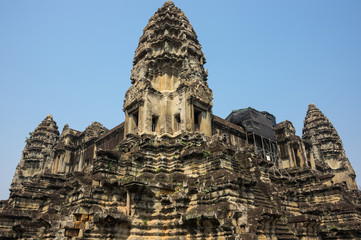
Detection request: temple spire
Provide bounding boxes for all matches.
[303,104,343,159]
[302,104,357,189]
[123,2,213,137]
[130,1,207,85]
[11,115,59,189]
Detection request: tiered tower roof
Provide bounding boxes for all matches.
[22,115,59,162]
[302,103,357,189]
[302,104,344,159]
[11,115,59,188]
[130,1,207,84]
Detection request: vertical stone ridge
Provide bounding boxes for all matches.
[302,103,357,189]
[11,115,59,189]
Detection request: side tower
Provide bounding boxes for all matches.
[302,103,357,190]
[11,115,59,189]
[123,1,213,137]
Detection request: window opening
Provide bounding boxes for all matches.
[294,148,301,167]
[152,116,158,132]
[194,109,201,131]
[174,114,181,132]
[131,111,139,133]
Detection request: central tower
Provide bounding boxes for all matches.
[123,1,213,137]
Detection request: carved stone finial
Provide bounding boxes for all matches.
[62,124,69,131]
[163,1,174,7]
[84,121,108,140]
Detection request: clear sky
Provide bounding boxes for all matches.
[0,1,360,199]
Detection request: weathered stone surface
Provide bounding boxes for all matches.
[0,2,361,240]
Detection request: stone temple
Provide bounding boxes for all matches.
[1,2,361,239]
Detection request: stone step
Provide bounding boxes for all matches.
[253,187,273,208]
[276,223,298,240]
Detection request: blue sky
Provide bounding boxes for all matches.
[0,0,360,199]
